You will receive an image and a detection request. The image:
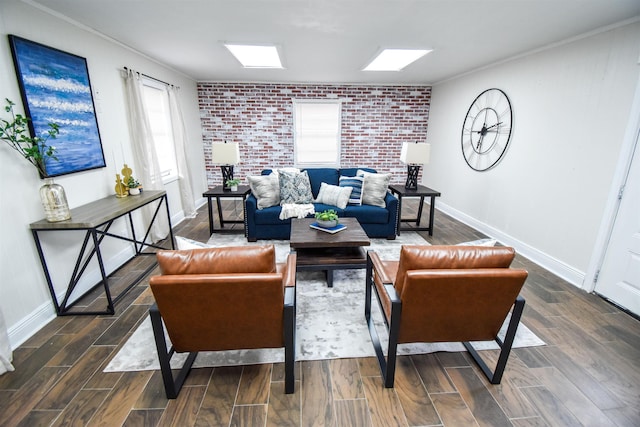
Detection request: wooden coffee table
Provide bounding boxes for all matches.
[290,217,371,287]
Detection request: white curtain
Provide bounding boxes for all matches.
[123,69,169,242]
[0,307,14,375]
[167,86,196,218]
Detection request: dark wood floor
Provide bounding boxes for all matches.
[1,200,639,426]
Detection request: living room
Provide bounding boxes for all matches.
[0,0,639,424]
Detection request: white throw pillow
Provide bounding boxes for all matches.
[175,236,213,250]
[248,173,281,209]
[357,170,391,208]
[315,182,352,209]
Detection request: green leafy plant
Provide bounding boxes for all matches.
[127,176,141,188]
[0,98,60,177]
[315,209,339,222]
[225,178,241,187]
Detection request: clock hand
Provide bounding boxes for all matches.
[485,121,503,130]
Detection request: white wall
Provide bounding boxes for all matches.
[425,21,640,287]
[0,1,207,347]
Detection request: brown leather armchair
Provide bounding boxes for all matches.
[149,245,296,398]
[365,245,528,387]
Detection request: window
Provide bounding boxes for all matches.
[293,100,341,167]
[142,80,177,182]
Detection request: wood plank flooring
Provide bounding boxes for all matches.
[1,200,639,426]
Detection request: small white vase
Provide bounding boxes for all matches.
[230,185,238,192]
[129,187,140,195]
[39,178,71,222]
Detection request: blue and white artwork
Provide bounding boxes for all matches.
[9,35,105,177]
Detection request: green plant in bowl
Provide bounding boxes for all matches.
[315,209,339,227]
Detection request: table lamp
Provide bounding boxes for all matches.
[400,142,430,190]
[211,141,240,189]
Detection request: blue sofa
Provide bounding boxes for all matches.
[245,167,398,241]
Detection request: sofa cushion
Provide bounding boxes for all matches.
[339,175,364,205]
[279,170,313,204]
[340,167,375,177]
[304,168,340,197]
[357,170,391,208]
[248,174,280,209]
[254,205,291,225]
[315,182,352,209]
[343,204,389,224]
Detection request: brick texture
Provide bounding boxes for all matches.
[197,83,431,187]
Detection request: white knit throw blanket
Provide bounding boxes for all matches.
[279,203,315,220]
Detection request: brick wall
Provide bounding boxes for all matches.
[197,83,431,187]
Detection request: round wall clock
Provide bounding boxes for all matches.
[461,88,513,171]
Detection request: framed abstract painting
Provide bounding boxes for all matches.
[8,35,106,177]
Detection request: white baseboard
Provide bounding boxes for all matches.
[8,301,55,350]
[8,245,134,350]
[437,202,586,289]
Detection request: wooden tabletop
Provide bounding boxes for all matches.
[290,217,371,249]
[30,190,166,230]
[202,185,251,197]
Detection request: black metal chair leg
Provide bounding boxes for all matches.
[150,304,197,399]
[365,254,402,388]
[284,287,295,394]
[463,296,526,384]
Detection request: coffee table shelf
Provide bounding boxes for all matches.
[290,218,370,287]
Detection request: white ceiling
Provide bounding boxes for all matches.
[30,0,640,84]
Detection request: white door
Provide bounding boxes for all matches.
[595,135,640,316]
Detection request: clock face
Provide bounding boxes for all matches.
[461,88,513,171]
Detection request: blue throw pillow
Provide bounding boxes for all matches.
[339,175,364,206]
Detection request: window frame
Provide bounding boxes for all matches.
[141,78,178,184]
[292,99,342,168]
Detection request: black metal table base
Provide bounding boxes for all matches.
[31,192,174,316]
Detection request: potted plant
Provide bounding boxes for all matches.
[0,98,71,222]
[127,176,142,195]
[225,178,240,191]
[315,209,339,228]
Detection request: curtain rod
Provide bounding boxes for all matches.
[123,66,177,88]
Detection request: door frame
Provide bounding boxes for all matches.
[585,66,640,293]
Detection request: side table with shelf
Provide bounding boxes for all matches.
[388,184,441,236]
[202,185,251,234]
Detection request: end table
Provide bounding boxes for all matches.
[202,185,251,234]
[388,184,441,236]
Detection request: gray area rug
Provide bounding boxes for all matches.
[104,233,545,372]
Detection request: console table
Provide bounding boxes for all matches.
[388,184,441,236]
[30,190,174,316]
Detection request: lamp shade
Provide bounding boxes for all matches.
[211,142,240,165]
[400,142,430,165]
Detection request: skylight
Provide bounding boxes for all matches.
[224,44,283,68]
[363,49,431,71]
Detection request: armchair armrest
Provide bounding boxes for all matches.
[283,251,297,288]
[384,191,399,212]
[367,250,392,284]
[245,194,258,241]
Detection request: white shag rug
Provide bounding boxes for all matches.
[104,233,544,372]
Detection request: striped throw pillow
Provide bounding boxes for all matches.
[339,176,364,206]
